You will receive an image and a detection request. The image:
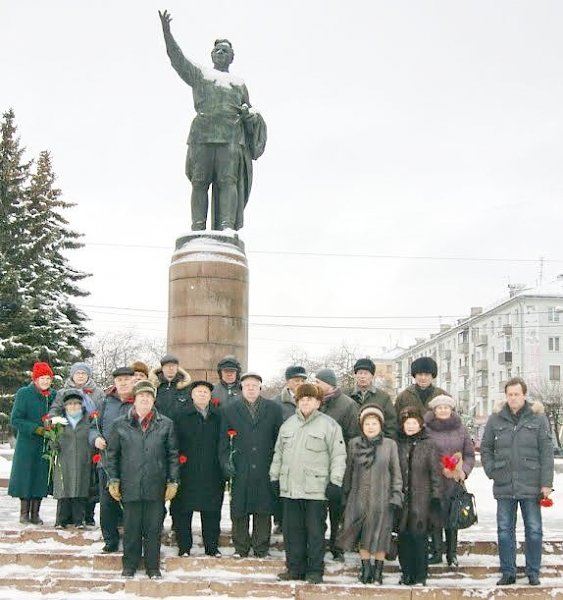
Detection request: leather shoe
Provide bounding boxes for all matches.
[496,574,516,585]
[102,544,118,553]
[528,574,540,586]
[277,571,305,581]
[121,568,135,578]
[147,570,162,579]
[306,573,323,584]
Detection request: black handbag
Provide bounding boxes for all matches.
[447,482,478,530]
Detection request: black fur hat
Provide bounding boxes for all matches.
[410,357,438,378]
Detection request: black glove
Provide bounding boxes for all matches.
[325,482,342,503]
[271,480,280,498]
[431,497,442,512]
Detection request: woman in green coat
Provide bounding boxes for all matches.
[8,362,56,525]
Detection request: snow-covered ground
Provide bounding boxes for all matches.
[1,444,563,539]
[0,447,562,600]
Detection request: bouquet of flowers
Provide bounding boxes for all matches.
[42,415,68,485]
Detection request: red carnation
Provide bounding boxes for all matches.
[441,455,459,471]
[539,497,553,508]
[90,411,100,419]
[227,429,237,438]
[212,398,221,407]
[92,453,102,464]
[44,425,53,432]
[178,454,188,464]
[41,414,50,422]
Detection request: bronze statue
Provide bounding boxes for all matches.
[159,10,267,232]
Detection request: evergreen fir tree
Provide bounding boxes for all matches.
[0,109,35,401]
[0,109,91,407]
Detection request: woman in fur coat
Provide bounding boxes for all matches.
[396,407,442,586]
[424,395,475,567]
[338,404,403,585]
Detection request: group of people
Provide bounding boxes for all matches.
[8,354,554,587]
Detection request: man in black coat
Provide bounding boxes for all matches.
[174,380,225,557]
[219,372,283,558]
[149,354,191,423]
[107,380,179,579]
[314,368,359,561]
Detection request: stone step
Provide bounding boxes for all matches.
[0,550,561,579]
[0,572,561,599]
[2,527,562,555]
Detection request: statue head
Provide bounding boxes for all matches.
[211,39,234,72]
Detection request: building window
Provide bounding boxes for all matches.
[506,338,512,351]
[548,307,560,322]
[549,337,560,352]
[549,365,561,381]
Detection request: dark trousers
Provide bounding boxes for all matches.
[327,497,343,553]
[398,531,429,582]
[273,495,283,527]
[283,498,325,577]
[56,498,86,526]
[175,509,221,554]
[122,500,164,572]
[99,469,123,548]
[231,513,271,556]
[85,501,96,524]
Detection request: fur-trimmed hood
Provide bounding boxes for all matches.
[493,398,544,415]
[149,366,191,390]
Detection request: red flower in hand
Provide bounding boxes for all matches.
[441,455,459,471]
[178,454,188,464]
[212,398,221,407]
[539,497,553,508]
[41,414,50,422]
[227,429,237,439]
[90,411,100,419]
[92,453,102,464]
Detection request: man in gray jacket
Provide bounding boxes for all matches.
[481,377,554,587]
[271,383,346,584]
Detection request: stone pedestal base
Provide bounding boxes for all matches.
[167,232,248,382]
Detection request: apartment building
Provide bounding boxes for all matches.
[395,275,563,422]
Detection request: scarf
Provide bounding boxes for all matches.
[132,408,154,432]
[356,432,384,469]
[415,384,433,406]
[243,397,261,422]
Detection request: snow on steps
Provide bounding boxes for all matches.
[0,529,562,598]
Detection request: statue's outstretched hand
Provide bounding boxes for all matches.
[158,10,172,33]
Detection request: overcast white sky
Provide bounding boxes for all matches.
[2,1,563,378]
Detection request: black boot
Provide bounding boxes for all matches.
[428,528,442,564]
[359,559,373,584]
[19,499,31,524]
[29,499,43,525]
[373,559,384,584]
[445,528,458,567]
